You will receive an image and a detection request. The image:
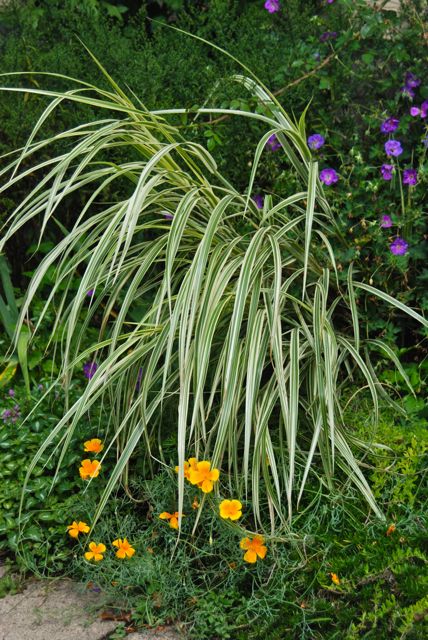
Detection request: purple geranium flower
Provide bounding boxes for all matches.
[267,134,281,151]
[253,195,264,209]
[404,72,421,89]
[420,101,428,118]
[380,215,393,228]
[400,86,415,99]
[380,117,399,133]
[423,137,428,148]
[264,0,280,13]
[385,140,403,157]
[87,289,95,298]
[83,361,98,380]
[307,134,325,150]
[319,31,338,42]
[8,388,15,397]
[410,106,420,117]
[402,169,417,186]
[163,212,174,220]
[390,237,408,256]
[380,164,394,181]
[327,0,335,3]
[319,168,339,186]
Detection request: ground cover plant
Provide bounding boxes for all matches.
[0,1,427,638]
[1,381,427,637]
[0,378,110,574]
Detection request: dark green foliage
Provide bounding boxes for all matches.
[0,381,105,573]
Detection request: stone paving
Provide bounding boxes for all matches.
[0,565,180,640]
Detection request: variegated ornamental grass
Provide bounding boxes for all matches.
[0,50,426,536]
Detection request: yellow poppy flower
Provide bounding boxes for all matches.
[84,541,106,562]
[189,460,220,493]
[79,459,101,479]
[67,520,90,538]
[112,538,135,559]
[159,511,184,529]
[83,438,103,454]
[240,535,267,563]
[330,573,340,585]
[219,499,242,521]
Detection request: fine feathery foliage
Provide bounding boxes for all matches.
[0,48,426,533]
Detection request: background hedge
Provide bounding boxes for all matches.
[0,0,427,351]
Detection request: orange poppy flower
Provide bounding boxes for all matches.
[84,542,106,562]
[67,520,90,538]
[189,460,220,493]
[219,499,242,521]
[240,535,267,563]
[112,538,135,559]
[79,459,101,479]
[83,438,103,454]
[175,457,198,481]
[330,573,340,585]
[386,524,396,536]
[159,512,184,529]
